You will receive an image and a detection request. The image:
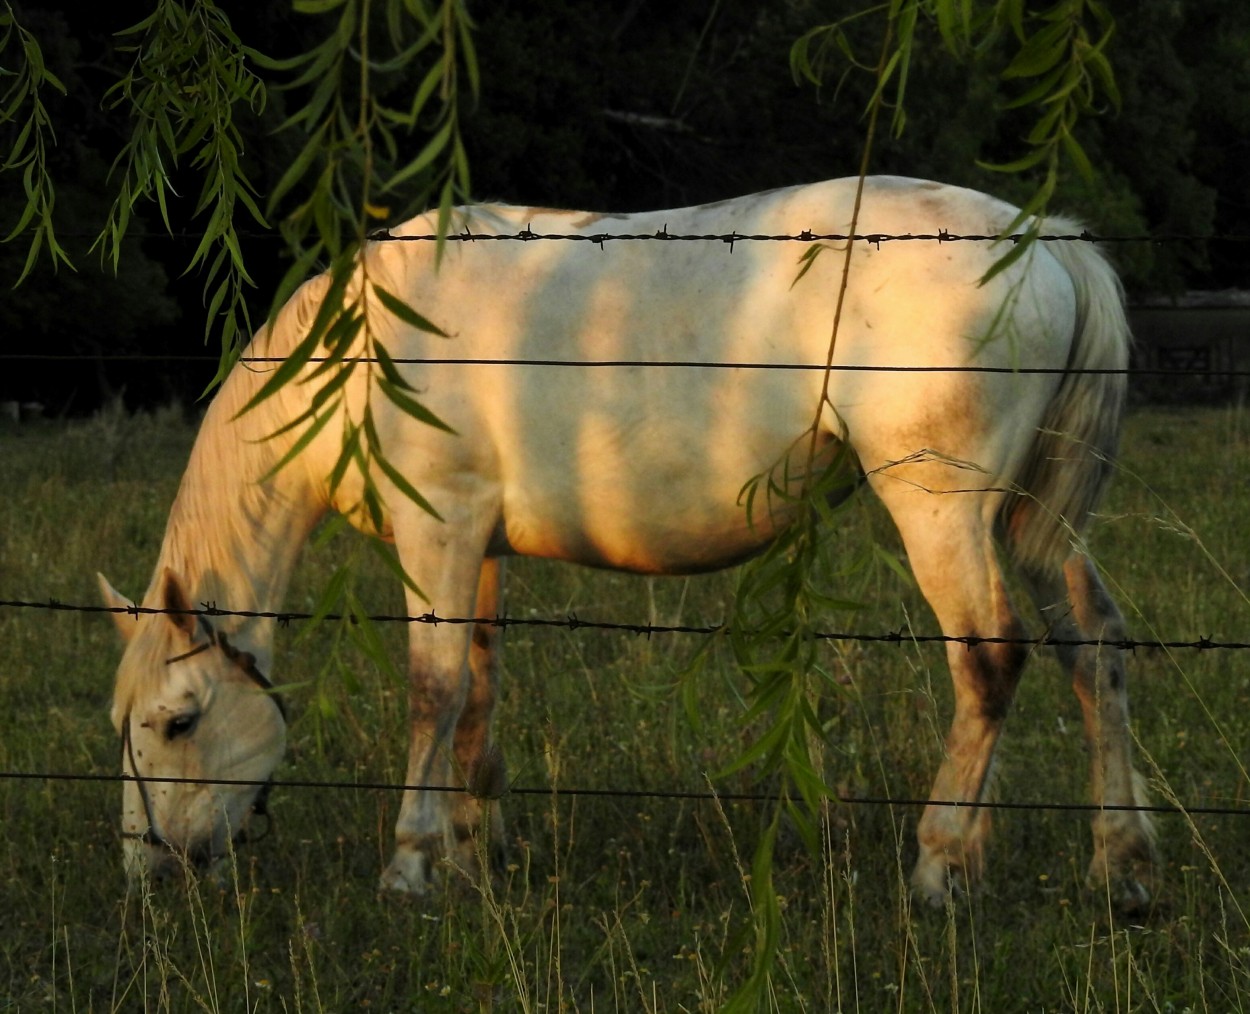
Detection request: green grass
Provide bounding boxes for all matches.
[2,401,1250,1011]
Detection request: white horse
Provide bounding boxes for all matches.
[99,175,1155,910]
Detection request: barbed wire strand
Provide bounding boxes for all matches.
[8,223,1244,376]
[1,597,1247,652]
[368,226,1250,247]
[7,598,1246,815]
[43,227,1250,245]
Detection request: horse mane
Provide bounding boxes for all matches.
[113,274,335,720]
[112,218,509,719]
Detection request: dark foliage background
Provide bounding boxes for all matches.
[3,0,1247,413]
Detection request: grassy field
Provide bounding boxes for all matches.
[2,401,1249,1012]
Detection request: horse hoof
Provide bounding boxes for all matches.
[1086,867,1152,917]
[1085,848,1155,917]
[1115,879,1152,917]
[910,858,967,909]
[379,853,436,896]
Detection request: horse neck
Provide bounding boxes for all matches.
[147,356,326,662]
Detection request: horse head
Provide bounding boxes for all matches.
[99,569,287,880]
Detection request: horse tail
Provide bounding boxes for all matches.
[1003,223,1132,576]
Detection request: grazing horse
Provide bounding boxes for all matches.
[99,175,1155,910]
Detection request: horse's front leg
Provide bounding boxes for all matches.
[377,625,474,895]
[379,514,495,895]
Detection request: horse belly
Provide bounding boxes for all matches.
[495,483,794,575]
[491,408,833,575]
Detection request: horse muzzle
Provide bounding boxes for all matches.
[121,784,274,882]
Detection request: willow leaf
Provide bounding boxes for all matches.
[378,377,455,435]
[1003,20,1068,78]
[305,357,357,411]
[301,256,358,349]
[294,0,349,15]
[269,123,330,213]
[1002,61,1067,109]
[257,398,319,442]
[457,12,480,96]
[266,244,326,327]
[977,144,1049,174]
[978,227,1038,287]
[1061,129,1094,180]
[720,816,782,1014]
[344,589,403,682]
[366,536,425,598]
[383,118,453,194]
[325,421,362,498]
[260,397,340,481]
[408,54,447,123]
[371,443,444,523]
[372,341,416,391]
[292,563,351,648]
[235,324,325,419]
[371,283,450,336]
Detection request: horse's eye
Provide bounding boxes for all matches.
[165,713,199,741]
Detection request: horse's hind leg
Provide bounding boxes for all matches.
[875,484,1031,905]
[1024,554,1155,912]
[448,557,507,876]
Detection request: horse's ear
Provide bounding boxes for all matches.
[160,568,200,639]
[97,573,138,643]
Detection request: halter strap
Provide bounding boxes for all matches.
[164,619,286,717]
[120,715,164,849]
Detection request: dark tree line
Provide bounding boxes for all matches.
[3,0,1247,413]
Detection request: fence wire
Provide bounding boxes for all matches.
[5,595,1248,819]
[2,597,1248,653]
[6,351,1245,380]
[366,226,1250,248]
[2,767,1247,820]
[6,224,1246,374]
[47,226,1250,245]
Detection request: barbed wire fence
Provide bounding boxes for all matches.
[4,600,1250,817]
[10,226,1250,388]
[4,225,1250,828]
